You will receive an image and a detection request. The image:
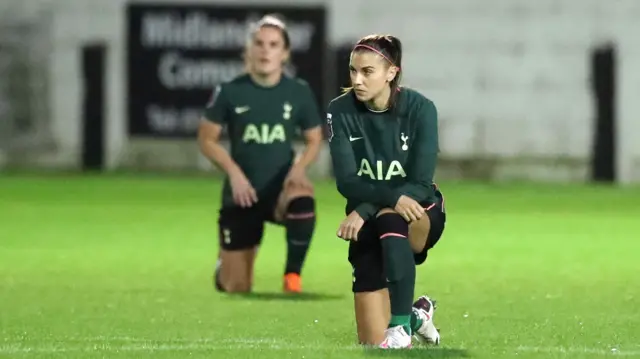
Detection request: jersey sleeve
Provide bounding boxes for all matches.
[392,99,439,201]
[296,84,322,131]
[202,84,229,124]
[327,103,400,208]
[353,203,380,221]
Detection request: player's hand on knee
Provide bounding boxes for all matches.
[229,170,258,208]
[394,195,424,222]
[337,211,365,241]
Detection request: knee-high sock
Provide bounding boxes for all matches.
[377,213,415,334]
[284,197,316,275]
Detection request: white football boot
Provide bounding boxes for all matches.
[412,295,441,345]
[378,325,412,349]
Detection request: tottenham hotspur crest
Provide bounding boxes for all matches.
[326,113,333,142]
[283,102,292,120]
[400,133,409,151]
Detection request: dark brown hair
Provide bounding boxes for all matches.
[345,34,403,107]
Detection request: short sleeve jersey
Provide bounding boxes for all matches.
[203,74,322,205]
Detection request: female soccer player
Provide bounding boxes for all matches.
[327,34,446,348]
[198,15,323,294]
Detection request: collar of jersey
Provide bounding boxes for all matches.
[364,105,389,113]
[247,73,284,89]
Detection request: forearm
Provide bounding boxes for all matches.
[294,137,322,171]
[199,139,241,175]
[336,177,399,207]
[392,182,432,202]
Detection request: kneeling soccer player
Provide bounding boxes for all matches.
[327,34,447,349]
[198,15,323,294]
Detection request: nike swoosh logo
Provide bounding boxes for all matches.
[349,136,363,142]
[235,106,250,114]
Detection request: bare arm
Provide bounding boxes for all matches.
[293,126,323,171]
[293,83,325,172]
[197,119,241,175]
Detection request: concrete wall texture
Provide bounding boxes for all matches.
[2,0,640,182]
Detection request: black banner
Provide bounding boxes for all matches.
[126,4,327,137]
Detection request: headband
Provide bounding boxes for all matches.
[353,44,400,70]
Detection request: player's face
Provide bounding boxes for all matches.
[349,51,398,102]
[247,27,289,76]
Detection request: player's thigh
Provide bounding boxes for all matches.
[349,222,389,345]
[412,203,446,265]
[408,214,431,254]
[218,206,265,286]
[354,289,390,346]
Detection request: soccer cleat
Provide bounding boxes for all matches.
[379,325,412,349]
[412,295,441,345]
[283,273,302,293]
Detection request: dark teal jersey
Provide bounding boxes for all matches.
[203,74,322,206]
[327,88,439,220]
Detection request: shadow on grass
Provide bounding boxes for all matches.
[363,346,470,358]
[228,291,345,302]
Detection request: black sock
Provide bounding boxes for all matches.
[377,213,415,334]
[284,197,316,275]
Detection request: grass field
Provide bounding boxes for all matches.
[1,174,639,359]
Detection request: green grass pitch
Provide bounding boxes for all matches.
[1,174,639,359]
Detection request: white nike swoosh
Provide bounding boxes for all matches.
[235,107,250,114]
[349,136,363,142]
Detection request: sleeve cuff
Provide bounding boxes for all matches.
[355,204,377,221]
[382,190,401,209]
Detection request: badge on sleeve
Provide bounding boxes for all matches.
[326,113,333,142]
[206,85,221,108]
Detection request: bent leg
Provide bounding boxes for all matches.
[215,207,264,293]
[375,208,415,338]
[412,200,447,265]
[216,248,257,293]
[408,214,431,254]
[349,221,389,345]
[275,185,316,292]
[354,290,390,345]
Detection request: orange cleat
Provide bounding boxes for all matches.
[283,273,302,293]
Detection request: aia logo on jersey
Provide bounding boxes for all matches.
[326,113,333,142]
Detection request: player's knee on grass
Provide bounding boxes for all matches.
[225,281,251,293]
[218,250,254,293]
[354,290,390,346]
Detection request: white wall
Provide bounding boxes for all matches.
[10,0,640,182]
